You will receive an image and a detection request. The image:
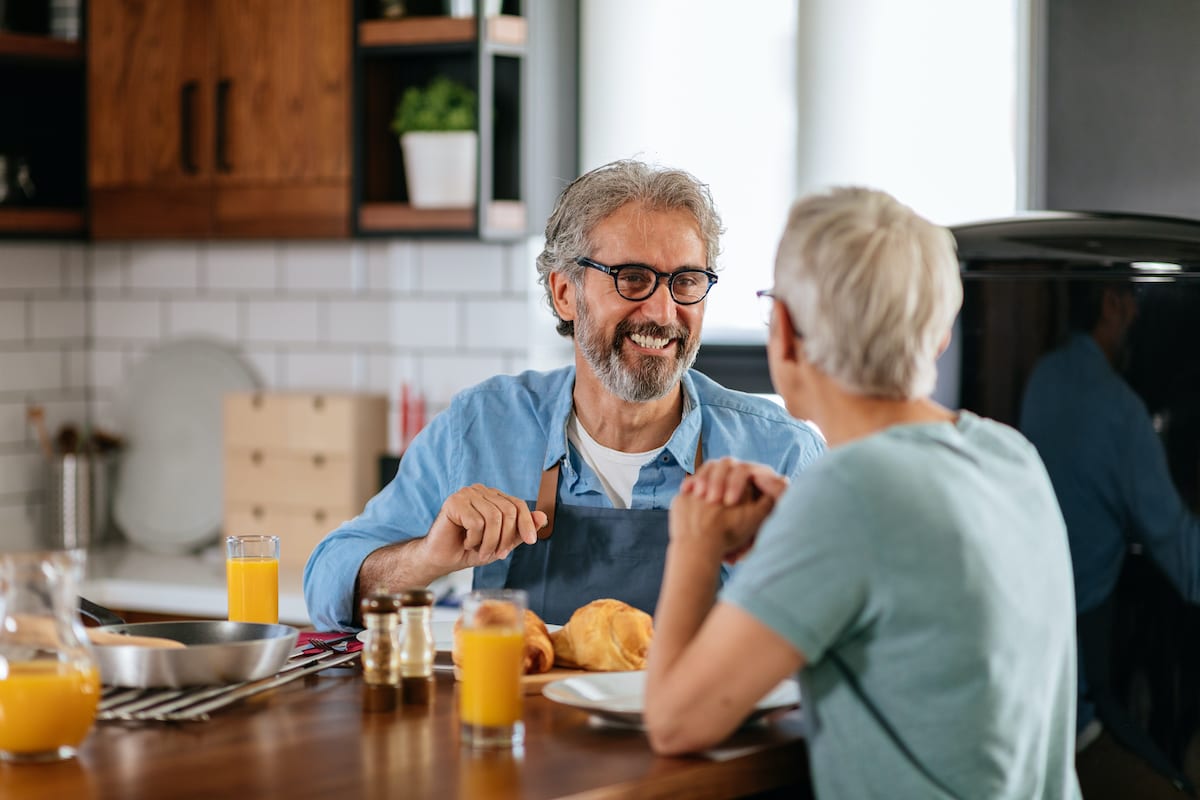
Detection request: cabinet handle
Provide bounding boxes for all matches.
[251,450,263,465]
[313,509,327,524]
[252,506,264,519]
[216,79,232,173]
[312,453,326,468]
[180,81,198,174]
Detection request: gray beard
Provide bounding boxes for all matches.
[575,294,700,403]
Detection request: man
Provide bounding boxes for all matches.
[1021,281,1200,796]
[303,159,825,630]
[644,187,1081,799]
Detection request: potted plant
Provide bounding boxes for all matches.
[391,76,478,209]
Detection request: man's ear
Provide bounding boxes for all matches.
[549,270,576,323]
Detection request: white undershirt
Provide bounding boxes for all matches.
[567,414,662,509]
[566,395,691,509]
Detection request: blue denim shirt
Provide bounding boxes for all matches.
[303,366,826,630]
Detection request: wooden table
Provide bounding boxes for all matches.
[2,668,813,799]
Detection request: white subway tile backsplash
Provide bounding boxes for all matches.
[0,452,47,494]
[327,299,390,345]
[128,245,201,290]
[63,245,88,290]
[507,238,540,294]
[89,349,127,392]
[387,298,457,349]
[243,300,319,343]
[0,351,62,393]
[366,240,417,293]
[419,242,505,294]
[281,243,358,292]
[0,504,39,553]
[167,300,239,339]
[419,353,508,407]
[0,245,64,290]
[92,299,162,340]
[204,243,279,292]
[464,298,532,350]
[64,348,88,389]
[31,300,87,340]
[282,350,359,391]
[0,402,26,445]
[242,348,281,387]
[0,300,26,340]
[89,244,127,290]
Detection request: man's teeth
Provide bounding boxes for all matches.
[630,333,671,349]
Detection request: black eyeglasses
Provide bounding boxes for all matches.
[576,256,718,305]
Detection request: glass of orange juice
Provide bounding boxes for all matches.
[226,534,280,623]
[458,589,526,749]
[0,549,101,763]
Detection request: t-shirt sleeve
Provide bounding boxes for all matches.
[720,462,871,664]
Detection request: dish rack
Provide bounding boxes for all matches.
[97,643,359,722]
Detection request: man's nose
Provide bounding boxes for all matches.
[638,278,678,322]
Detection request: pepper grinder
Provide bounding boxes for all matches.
[398,588,436,705]
[360,593,402,712]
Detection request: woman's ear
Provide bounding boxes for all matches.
[775,301,801,364]
[549,271,576,323]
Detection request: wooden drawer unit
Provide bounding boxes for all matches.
[224,504,356,569]
[222,392,387,567]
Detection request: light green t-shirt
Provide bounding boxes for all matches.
[722,411,1081,800]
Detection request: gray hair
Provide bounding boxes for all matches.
[773,187,962,399]
[536,159,724,337]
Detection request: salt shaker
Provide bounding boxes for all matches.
[398,588,436,705]
[360,593,402,712]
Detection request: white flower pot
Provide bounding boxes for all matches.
[399,130,478,209]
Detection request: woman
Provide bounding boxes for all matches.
[644,187,1081,799]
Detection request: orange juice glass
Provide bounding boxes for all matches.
[458,589,526,748]
[0,661,101,760]
[226,534,280,623]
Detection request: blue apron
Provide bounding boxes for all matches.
[473,440,703,626]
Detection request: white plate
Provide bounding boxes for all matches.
[542,671,801,728]
[356,619,562,652]
[113,339,259,554]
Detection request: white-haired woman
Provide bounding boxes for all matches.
[644,187,1082,799]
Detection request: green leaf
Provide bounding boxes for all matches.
[391,76,478,134]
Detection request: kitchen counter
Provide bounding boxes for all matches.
[80,543,311,625]
[79,542,472,629]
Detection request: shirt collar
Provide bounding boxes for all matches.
[541,368,703,474]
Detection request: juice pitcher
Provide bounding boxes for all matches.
[0,549,101,762]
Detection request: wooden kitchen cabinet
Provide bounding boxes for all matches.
[87,0,351,239]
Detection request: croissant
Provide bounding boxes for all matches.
[451,604,554,675]
[551,599,653,671]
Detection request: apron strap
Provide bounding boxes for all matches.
[535,434,704,541]
[536,462,560,540]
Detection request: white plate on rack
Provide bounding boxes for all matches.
[542,671,801,729]
[356,619,562,652]
[113,339,259,554]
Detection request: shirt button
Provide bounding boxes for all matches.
[662,455,670,462]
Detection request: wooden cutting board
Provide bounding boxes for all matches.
[520,667,591,694]
[438,653,592,694]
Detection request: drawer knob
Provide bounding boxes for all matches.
[252,506,264,519]
[251,450,263,465]
[313,509,327,523]
[251,393,264,409]
[312,453,326,467]
[312,395,325,411]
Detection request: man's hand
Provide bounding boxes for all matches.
[670,459,785,563]
[421,484,548,572]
